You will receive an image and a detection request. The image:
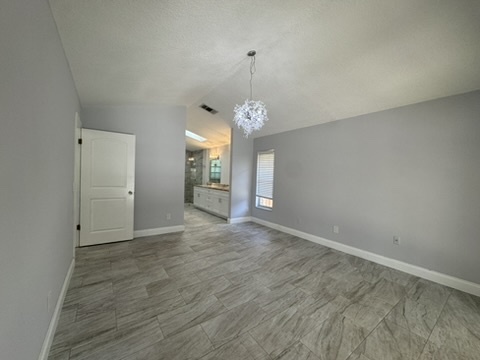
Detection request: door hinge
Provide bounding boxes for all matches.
[78,138,82,145]
[76,224,81,231]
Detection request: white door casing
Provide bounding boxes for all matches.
[73,112,82,252]
[80,129,135,246]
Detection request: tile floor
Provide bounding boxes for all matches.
[48,207,480,360]
[183,203,227,227]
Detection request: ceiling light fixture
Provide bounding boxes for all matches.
[185,130,207,142]
[233,50,268,137]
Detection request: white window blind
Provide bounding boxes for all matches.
[256,150,274,209]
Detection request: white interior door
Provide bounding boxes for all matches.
[80,129,135,246]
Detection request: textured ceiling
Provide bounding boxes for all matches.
[49,0,480,148]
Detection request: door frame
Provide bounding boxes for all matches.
[73,112,82,253]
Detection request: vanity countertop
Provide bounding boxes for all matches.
[195,184,230,192]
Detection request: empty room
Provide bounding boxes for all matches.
[1,1,480,360]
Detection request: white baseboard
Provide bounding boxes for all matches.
[228,216,252,224]
[134,225,185,238]
[251,217,480,297]
[38,258,75,360]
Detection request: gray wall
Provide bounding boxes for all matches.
[82,105,186,231]
[230,127,254,219]
[0,0,80,358]
[253,91,480,284]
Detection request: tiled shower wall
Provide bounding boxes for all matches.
[184,150,204,203]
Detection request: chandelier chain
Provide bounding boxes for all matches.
[250,55,256,100]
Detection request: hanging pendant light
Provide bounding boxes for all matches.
[233,50,269,137]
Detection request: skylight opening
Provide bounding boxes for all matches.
[185,130,207,142]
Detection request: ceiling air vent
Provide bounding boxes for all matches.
[199,103,218,114]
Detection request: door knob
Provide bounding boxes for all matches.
[128,191,133,195]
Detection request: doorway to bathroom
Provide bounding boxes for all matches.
[184,145,230,228]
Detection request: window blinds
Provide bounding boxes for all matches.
[256,150,274,199]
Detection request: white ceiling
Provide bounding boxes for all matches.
[49,0,480,149]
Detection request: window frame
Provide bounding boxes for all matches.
[255,149,274,211]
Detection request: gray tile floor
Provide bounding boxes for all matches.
[49,208,480,360]
[184,203,227,228]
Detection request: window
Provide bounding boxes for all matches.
[256,150,274,210]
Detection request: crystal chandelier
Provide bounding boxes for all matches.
[233,50,268,137]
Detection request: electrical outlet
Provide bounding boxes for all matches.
[166,213,171,220]
[393,236,400,245]
[333,225,339,234]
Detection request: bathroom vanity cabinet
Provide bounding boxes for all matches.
[193,186,229,219]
